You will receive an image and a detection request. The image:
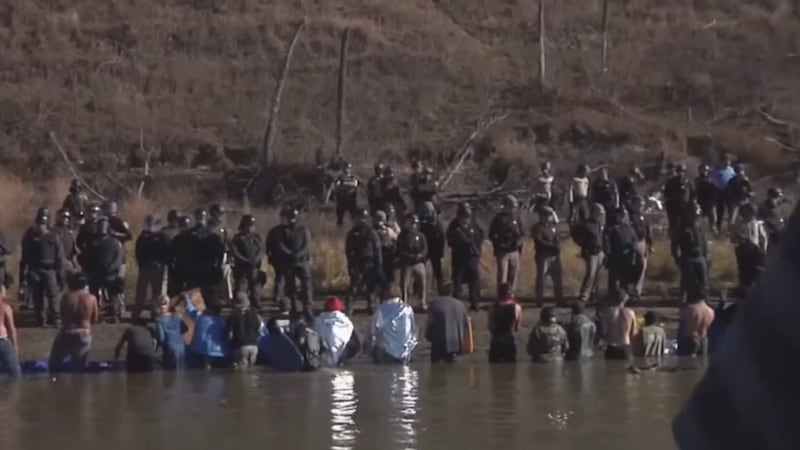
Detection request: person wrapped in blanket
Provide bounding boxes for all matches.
[367,290,419,364]
[313,296,360,367]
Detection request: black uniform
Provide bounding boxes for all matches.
[381,178,406,214]
[208,220,230,301]
[396,229,428,266]
[266,223,313,312]
[107,216,133,244]
[170,229,194,295]
[617,176,638,211]
[604,219,637,296]
[231,230,264,307]
[76,220,98,255]
[367,176,384,213]
[489,212,523,257]
[334,174,360,227]
[51,225,77,271]
[671,223,709,299]
[663,175,693,234]
[86,235,125,320]
[20,228,65,326]
[133,229,171,318]
[419,217,446,292]
[345,222,383,311]
[725,175,752,223]
[187,224,225,308]
[161,224,181,296]
[410,178,437,212]
[591,178,618,216]
[758,200,784,246]
[62,192,89,218]
[446,218,484,307]
[532,220,564,302]
[694,175,719,231]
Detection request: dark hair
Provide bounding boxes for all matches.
[644,311,658,326]
[609,290,628,306]
[266,318,282,335]
[438,283,453,297]
[540,307,555,323]
[498,283,512,299]
[570,301,585,316]
[68,272,89,291]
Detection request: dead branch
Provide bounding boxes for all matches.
[48,131,106,200]
[538,0,546,84]
[441,188,531,202]
[757,108,797,128]
[601,0,609,72]
[335,28,351,158]
[261,19,305,168]
[438,113,509,191]
[764,136,800,153]
[137,128,152,198]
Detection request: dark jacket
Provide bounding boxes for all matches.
[758,201,784,243]
[227,308,263,348]
[266,224,311,266]
[135,230,170,269]
[76,221,97,252]
[367,176,384,206]
[345,223,382,268]
[170,230,194,275]
[396,229,428,266]
[419,219,445,260]
[20,228,65,278]
[571,220,604,256]
[187,225,223,272]
[617,175,638,206]
[52,225,76,264]
[694,176,719,208]
[671,224,708,261]
[88,235,124,279]
[425,296,468,355]
[489,212,523,255]
[532,221,560,258]
[231,231,264,270]
[629,212,653,246]
[381,180,406,212]
[725,175,752,204]
[591,179,617,207]
[446,218,484,259]
[664,175,692,206]
[108,216,133,244]
[604,223,637,263]
[62,192,89,216]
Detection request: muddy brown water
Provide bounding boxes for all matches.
[0,359,701,450]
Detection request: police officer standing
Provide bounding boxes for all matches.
[76,204,102,258]
[604,207,638,298]
[267,208,313,315]
[187,209,224,308]
[663,164,693,236]
[334,163,360,227]
[20,208,65,327]
[133,215,170,319]
[446,203,484,311]
[62,179,89,218]
[209,204,232,301]
[418,201,445,293]
[725,164,753,226]
[409,167,439,212]
[671,207,710,300]
[617,166,643,213]
[87,218,125,323]
[102,201,132,280]
[231,214,264,308]
[367,163,386,214]
[591,168,619,222]
[730,203,768,291]
[694,164,719,233]
[345,209,383,314]
[628,196,653,300]
[168,216,193,296]
[397,214,429,311]
[161,210,182,296]
[489,195,523,297]
[373,210,398,293]
[571,204,605,302]
[52,209,77,272]
[758,188,785,246]
[532,207,563,306]
[381,167,406,214]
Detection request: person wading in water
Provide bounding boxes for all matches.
[488,283,521,363]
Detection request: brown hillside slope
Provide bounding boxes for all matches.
[0,0,798,182]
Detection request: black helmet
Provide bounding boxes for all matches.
[767,187,783,199]
[177,216,191,230]
[96,218,110,236]
[194,208,208,226]
[35,207,50,225]
[405,214,420,228]
[353,208,370,222]
[457,202,472,218]
[143,214,158,229]
[88,204,101,219]
[56,208,71,225]
[698,164,710,175]
[578,163,590,175]
[384,167,395,179]
[69,179,81,193]
[733,163,744,174]
[374,163,385,176]
[540,161,552,171]
[501,194,518,210]
[238,214,256,230]
[167,209,180,225]
[285,208,300,224]
[74,210,85,222]
[411,160,422,171]
[209,204,225,219]
[384,203,396,216]
[674,163,686,173]
[102,200,119,217]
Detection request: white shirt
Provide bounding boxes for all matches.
[731,220,768,252]
[535,175,554,200]
[569,177,589,202]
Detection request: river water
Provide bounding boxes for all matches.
[0,361,700,450]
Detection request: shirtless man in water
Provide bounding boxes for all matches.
[677,291,715,357]
[602,292,638,361]
[0,286,21,376]
[49,273,98,373]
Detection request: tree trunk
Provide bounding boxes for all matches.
[336,28,351,158]
[538,0,546,84]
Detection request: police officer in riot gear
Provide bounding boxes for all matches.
[532,207,563,306]
[133,215,170,319]
[334,163,361,227]
[267,207,313,315]
[694,164,719,233]
[725,164,753,226]
[52,208,77,272]
[446,202,485,311]
[572,203,606,302]
[418,201,445,293]
[671,206,709,300]
[409,167,439,212]
[758,188,785,246]
[489,195,524,297]
[231,214,264,308]
[397,214,429,310]
[187,208,225,307]
[617,167,643,213]
[628,196,653,299]
[62,179,89,218]
[373,210,398,292]
[76,204,102,255]
[208,203,232,301]
[604,207,638,298]
[663,163,693,236]
[367,163,386,214]
[20,208,65,327]
[162,210,181,242]
[102,201,133,244]
[169,215,193,296]
[591,168,619,223]
[345,208,383,314]
[86,218,125,323]
[381,166,406,214]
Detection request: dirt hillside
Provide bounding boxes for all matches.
[1,0,798,188]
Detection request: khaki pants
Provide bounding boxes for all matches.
[634,240,648,297]
[535,255,564,302]
[134,265,166,319]
[495,251,520,296]
[401,263,427,307]
[579,252,604,302]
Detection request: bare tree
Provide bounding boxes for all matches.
[336,28,351,159]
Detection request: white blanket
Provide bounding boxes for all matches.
[314,311,355,367]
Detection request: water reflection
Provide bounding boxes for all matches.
[330,370,358,450]
[389,366,419,450]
